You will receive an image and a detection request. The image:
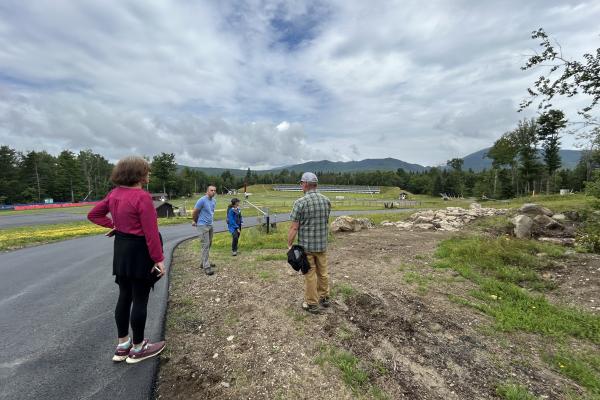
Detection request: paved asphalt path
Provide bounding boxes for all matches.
[0,209,408,400]
[0,211,89,228]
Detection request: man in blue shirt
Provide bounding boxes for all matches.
[192,185,217,275]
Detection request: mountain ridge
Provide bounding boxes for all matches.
[178,149,583,176]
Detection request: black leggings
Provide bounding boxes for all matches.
[232,230,240,252]
[115,277,152,344]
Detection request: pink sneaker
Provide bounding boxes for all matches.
[125,339,166,364]
[112,341,133,362]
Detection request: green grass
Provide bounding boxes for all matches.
[315,345,369,393]
[0,215,196,251]
[315,345,390,398]
[471,215,514,233]
[496,382,540,400]
[484,193,592,213]
[257,270,277,281]
[285,307,308,323]
[165,260,201,333]
[544,351,600,396]
[336,326,354,341]
[211,223,290,251]
[434,235,600,343]
[346,211,412,225]
[396,263,412,272]
[331,283,357,301]
[0,221,108,251]
[403,271,434,294]
[434,236,563,289]
[255,253,288,261]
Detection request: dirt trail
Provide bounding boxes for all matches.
[156,227,598,400]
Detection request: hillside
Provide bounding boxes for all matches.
[462,148,583,171]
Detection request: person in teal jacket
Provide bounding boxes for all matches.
[227,198,243,256]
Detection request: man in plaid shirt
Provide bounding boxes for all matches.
[287,172,331,314]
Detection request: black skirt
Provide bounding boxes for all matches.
[113,231,163,284]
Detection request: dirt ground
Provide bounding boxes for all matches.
[156,226,599,400]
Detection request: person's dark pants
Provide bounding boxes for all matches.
[231,230,240,252]
[115,276,152,344]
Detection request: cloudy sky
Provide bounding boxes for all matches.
[0,1,599,169]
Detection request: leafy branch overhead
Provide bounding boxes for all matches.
[520,28,600,117]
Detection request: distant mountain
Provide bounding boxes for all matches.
[178,157,428,176]
[178,149,583,177]
[462,148,583,171]
[176,165,248,177]
[273,158,428,173]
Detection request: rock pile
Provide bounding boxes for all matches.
[331,216,375,232]
[381,203,507,232]
[511,203,577,245]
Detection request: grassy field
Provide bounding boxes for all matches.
[2,188,596,252]
[0,216,197,251]
[0,185,410,251]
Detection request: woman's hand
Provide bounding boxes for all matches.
[152,261,166,277]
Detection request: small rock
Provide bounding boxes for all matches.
[413,223,436,230]
[227,335,234,341]
[221,382,230,388]
[538,237,575,246]
[552,213,566,221]
[213,353,219,359]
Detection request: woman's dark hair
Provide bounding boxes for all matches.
[110,156,150,186]
[227,198,240,210]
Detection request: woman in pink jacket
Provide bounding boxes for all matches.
[88,156,166,364]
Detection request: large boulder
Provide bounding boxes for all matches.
[533,214,564,231]
[533,214,555,226]
[512,215,533,239]
[331,216,374,232]
[519,203,553,217]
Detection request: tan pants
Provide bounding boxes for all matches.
[304,251,329,305]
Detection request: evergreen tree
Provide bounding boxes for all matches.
[0,146,22,204]
[55,150,83,202]
[150,153,177,196]
[537,109,567,193]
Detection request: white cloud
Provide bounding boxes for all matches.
[0,0,598,167]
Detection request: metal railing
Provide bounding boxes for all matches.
[243,199,274,233]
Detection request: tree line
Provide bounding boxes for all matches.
[0,137,597,205]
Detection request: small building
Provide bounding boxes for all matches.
[154,201,174,218]
[151,193,168,201]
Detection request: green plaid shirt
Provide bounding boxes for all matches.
[290,190,331,252]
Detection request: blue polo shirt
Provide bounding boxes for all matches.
[194,195,216,225]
